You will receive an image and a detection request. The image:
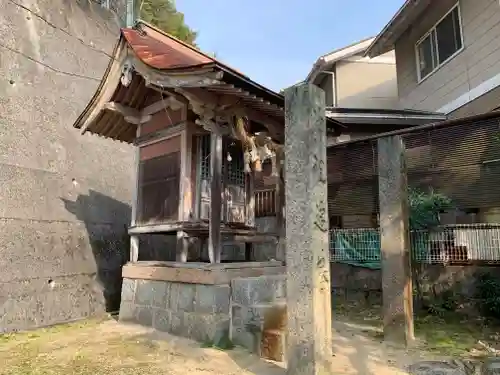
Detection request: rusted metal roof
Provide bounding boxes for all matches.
[73,21,344,144]
[122,27,213,70]
[123,22,253,80]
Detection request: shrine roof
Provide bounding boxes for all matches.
[72,21,342,144]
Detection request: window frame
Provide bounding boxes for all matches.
[415,3,464,83]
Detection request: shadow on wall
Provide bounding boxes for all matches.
[62,190,131,312]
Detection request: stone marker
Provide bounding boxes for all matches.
[284,83,332,375]
[377,135,414,345]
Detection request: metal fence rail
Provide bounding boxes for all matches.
[330,224,500,267]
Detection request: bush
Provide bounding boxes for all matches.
[408,187,454,231]
[475,272,500,319]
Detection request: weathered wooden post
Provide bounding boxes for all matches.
[209,131,223,263]
[130,125,141,262]
[377,135,415,346]
[284,83,332,375]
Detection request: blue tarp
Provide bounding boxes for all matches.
[332,230,429,269]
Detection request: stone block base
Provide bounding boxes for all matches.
[119,261,285,348]
[119,277,230,346]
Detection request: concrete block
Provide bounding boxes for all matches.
[134,280,153,305]
[248,276,282,305]
[151,281,168,308]
[246,306,266,331]
[177,283,195,312]
[118,302,137,322]
[121,278,136,302]
[195,285,230,314]
[153,309,171,333]
[214,286,231,314]
[136,306,154,327]
[231,303,244,328]
[183,313,231,346]
[231,279,251,306]
[134,280,166,307]
[169,312,185,336]
[232,276,286,307]
[186,313,212,342]
[212,318,231,348]
[162,282,172,309]
[169,283,180,311]
[232,326,260,353]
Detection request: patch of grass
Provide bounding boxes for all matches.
[0,319,282,375]
[333,299,500,357]
[0,318,105,345]
[201,331,235,351]
[0,319,167,375]
[414,314,498,357]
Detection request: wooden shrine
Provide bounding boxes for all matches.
[72,21,301,265]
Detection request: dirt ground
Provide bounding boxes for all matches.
[0,305,498,375]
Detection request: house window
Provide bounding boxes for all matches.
[416,4,463,81]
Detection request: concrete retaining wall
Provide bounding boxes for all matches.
[330,262,500,305]
[0,0,132,332]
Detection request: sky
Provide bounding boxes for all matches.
[175,0,404,92]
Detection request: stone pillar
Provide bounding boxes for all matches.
[377,135,414,346]
[284,83,332,375]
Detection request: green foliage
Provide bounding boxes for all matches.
[201,331,234,351]
[137,0,197,46]
[475,272,500,319]
[408,187,454,231]
[425,289,460,317]
[408,187,454,313]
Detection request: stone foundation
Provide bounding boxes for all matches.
[118,261,284,347]
[120,277,231,344]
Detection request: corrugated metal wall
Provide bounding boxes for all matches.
[327,116,500,216]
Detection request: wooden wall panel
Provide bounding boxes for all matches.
[139,136,181,161]
[140,108,185,136]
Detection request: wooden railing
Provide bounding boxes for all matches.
[255,189,277,217]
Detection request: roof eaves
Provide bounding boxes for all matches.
[306,37,375,83]
[326,106,447,119]
[73,36,126,130]
[329,109,500,148]
[365,0,430,58]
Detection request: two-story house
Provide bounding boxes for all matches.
[366,0,500,118]
[305,37,446,146]
[307,37,399,110]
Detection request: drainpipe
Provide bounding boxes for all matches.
[317,70,337,107]
[126,0,135,27]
